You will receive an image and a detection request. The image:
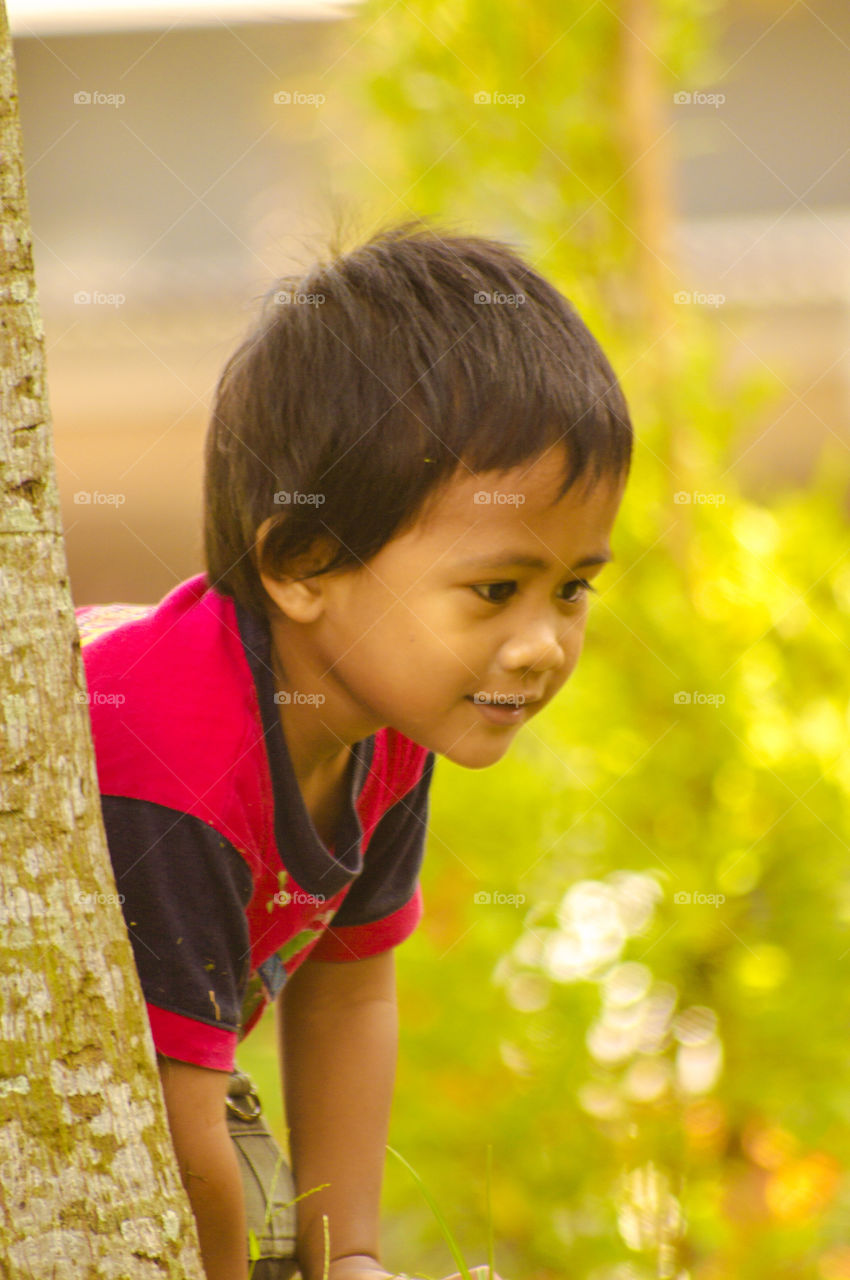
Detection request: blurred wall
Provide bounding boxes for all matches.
[14,17,342,605]
[12,0,850,607]
[672,0,850,497]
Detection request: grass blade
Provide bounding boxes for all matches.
[485,1145,494,1280]
[387,1144,473,1280]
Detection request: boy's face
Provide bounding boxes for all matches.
[264,449,626,770]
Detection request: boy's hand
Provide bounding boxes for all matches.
[327,1257,505,1280]
[325,1257,396,1280]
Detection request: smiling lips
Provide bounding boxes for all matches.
[468,693,542,705]
[466,694,538,726]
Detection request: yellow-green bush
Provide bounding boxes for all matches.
[242,3,850,1274]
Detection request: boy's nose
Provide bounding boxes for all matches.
[498,620,572,675]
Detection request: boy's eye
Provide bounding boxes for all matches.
[471,581,517,605]
[560,578,597,604]
[471,579,597,606]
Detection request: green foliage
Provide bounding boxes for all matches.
[241,2,850,1276]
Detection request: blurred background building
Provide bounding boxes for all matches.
[9,0,850,604]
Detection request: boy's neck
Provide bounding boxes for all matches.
[267,614,376,787]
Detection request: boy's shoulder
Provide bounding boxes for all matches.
[77,574,256,834]
[77,574,247,736]
[77,572,220,655]
[76,600,155,646]
[77,574,431,832]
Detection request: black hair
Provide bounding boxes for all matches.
[203,216,632,618]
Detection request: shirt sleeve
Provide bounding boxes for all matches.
[99,796,254,1071]
[309,751,436,963]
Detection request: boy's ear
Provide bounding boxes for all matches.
[253,516,338,623]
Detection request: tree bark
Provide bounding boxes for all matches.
[0,4,206,1276]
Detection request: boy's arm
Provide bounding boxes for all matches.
[157,1055,248,1280]
[277,949,399,1280]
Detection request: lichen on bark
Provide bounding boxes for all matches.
[0,2,206,1274]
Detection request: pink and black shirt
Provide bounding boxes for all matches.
[77,574,435,1072]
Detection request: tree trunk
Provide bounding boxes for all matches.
[0,5,206,1276]
[617,0,692,567]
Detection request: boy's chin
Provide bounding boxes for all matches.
[438,730,520,770]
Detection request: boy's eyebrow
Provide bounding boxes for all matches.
[455,549,613,572]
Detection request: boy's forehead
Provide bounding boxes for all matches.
[420,452,565,523]
[399,453,624,561]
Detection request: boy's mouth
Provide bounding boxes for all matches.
[464,692,541,724]
[465,692,542,706]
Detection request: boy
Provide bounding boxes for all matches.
[77,219,632,1280]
